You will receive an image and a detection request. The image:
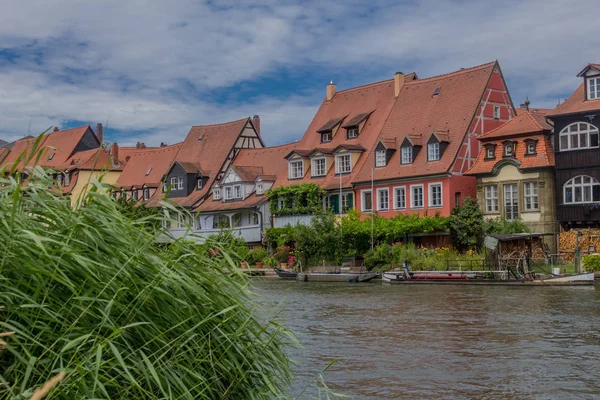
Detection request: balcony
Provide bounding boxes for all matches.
[166,211,263,243]
[273,215,313,228]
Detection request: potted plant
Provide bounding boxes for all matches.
[264,256,277,269]
[249,247,268,268]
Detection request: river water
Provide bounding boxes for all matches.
[253,280,600,399]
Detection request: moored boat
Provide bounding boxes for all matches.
[273,267,298,280]
[297,272,379,283]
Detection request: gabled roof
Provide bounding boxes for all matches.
[333,143,366,152]
[403,134,423,146]
[196,142,297,213]
[65,148,123,172]
[154,117,258,207]
[0,126,99,171]
[547,82,600,117]
[177,161,205,175]
[355,61,500,183]
[279,74,413,190]
[480,109,552,140]
[431,131,450,143]
[116,143,182,189]
[285,149,313,159]
[577,63,600,77]
[466,109,554,175]
[231,166,264,182]
[377,138,397,150]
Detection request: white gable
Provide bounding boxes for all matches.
[223,169,241,184]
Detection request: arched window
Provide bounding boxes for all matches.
[559,122,599,151]
[563,175,600,204]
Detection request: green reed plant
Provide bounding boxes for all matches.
[0,163,293,399]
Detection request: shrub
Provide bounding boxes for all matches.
[0,166,292,399]
[364,243,393,271]
[448,197,485,251]
[274,245,291,264]
[484,216,530,235]
[583,254,600,271]
[248,247,268,265]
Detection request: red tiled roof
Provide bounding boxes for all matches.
[378,138,397,149]
[196,142,297,212]
[232,166,264,181]
[152,118,256,208]
[1,126,99,171]
[354,61,498,184]
[65,147,126,172]
[342,111,374,128]
[177,161,204,175]
[465,134,554,175]
[278,74,411,190]
[116,143,182,189]
[480,109,551,140]
[317,116,347,133]
[547,82,600,117]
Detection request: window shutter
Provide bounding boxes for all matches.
[347,193,354,210]
[330,194,340,214]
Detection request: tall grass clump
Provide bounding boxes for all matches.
[0,164,293,399]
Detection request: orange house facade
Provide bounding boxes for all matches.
[353,62,515,218]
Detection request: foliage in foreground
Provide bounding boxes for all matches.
[0,167,293,399]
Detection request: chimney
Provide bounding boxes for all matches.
[252,115,260,135]
[96,123,103,144]
[160,142,167,147]
[326,80,336,101]
[138,142,146,149]
[53,126,59,132]
[110,142,119,167]
[394,72,405,98]
[519,98,530,111]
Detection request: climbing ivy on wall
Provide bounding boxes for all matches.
[266,183,326,216]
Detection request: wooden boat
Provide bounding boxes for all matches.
[297,272,379,283]
[382,269,594,286]
[273,267,297,280]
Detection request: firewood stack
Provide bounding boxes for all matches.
[500,237,547,261]
[559,229,600,263]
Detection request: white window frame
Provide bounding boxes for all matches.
[588,77,600,100]
[504,143,514,157]
[493,105,500,119]
[64,172,70,187]
[347,127,359,139]
[393,186,406,210]
[375,149,386,167]
[57,174,63,186]
[428,182,443,208]
[526,142,536,155]
[213,188,221,200]
[559,122,599,151]
[401,146,413,164]
[234,184,242,199]
[163,182,167,193]
[523,181,539,211]
[224,186,233,200]
[323,195,331,211]
[361,189,373,212]
[132,189,138,201]
[321,131,332,143]
[563,175,600,204]
[288,160,304,179]
[197,179,203,189]
[177,176,184,190]
[486,147,495,159]
[256,182,264,195]
[427,142,440,161]
[335,154,352,174]
[377,188,389,211]
[484,185,499,213]
[341,192,352,213]
[143,188,150,200]
[504,183,519,220]
[278,197,285,209]
[410,184,424,209]
[170,177,177,188]
[312,157,326,177]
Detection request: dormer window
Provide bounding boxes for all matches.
[525,139,538,156]
[321,131,332,143]
[48,152,55,161]
[504,142,515,157]
[427,142,440,161]
[132,189,138,201]
[401,146,413,164]
[143,188,150,200]
[312,157,326,177]
[145,167,152,176]
[346,126,359,139]
[375,149,386,167]
[335,154,352,174]
[486,146,495,159]
[224,186,233,200]
[588,77,600,100]
[197,179,203,189]
[64,172,70,187]
[234,185,242,199]
[213,187,221,200]
[288,160,304,179]
[57,174,63,186]
[256,182,264,195]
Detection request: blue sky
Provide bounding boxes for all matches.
[0,0,598,146]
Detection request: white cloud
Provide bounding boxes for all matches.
[0,0,597,145]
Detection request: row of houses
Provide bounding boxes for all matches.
[2,61,600,253]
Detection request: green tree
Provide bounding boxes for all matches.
[484,216,530,235]
[448,197,485,251]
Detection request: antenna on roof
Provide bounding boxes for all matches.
[28,118,31,135]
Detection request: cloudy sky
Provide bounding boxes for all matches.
[0,0,597,146]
